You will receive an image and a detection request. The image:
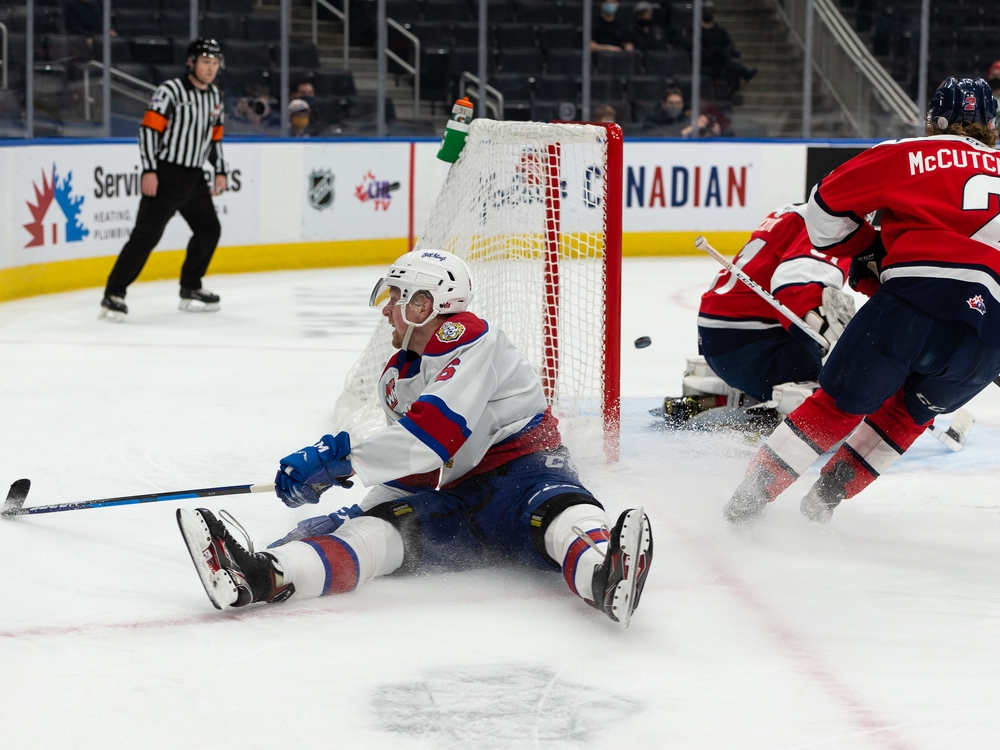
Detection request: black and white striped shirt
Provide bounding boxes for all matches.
[139,76,226,174]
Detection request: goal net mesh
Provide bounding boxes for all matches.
[334,120,613,444]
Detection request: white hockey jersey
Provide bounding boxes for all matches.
[350,312,561,489]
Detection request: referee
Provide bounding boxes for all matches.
[100,38,228,321]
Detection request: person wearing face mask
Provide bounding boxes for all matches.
[592,0,634,52]
[701,2,756,94]
[644,88,689,135]
[627,2,665,53]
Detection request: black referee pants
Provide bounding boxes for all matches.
[105,162,221,298]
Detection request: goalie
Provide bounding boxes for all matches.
[664,204,856,425]
[177,250,653,628]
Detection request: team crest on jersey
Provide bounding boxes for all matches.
[436,321,466,342]
[967,294,987,315]
[384,377,398,409]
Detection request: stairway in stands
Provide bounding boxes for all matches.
[715,0,850,137]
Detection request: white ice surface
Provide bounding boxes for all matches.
[2,258,999,750]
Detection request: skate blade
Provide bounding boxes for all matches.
[176,508,238,609]
[178,300,220,313]
[610,507,653,630]
[98,308,126,322]
[929,409,974,452]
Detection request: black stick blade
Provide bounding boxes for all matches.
[1,479,31,517]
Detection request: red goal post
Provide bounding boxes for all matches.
[334,121,624,461]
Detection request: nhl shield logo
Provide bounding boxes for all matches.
[308,170,335,211]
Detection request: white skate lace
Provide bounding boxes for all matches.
[571,525,607,558]
[219,509,254,554]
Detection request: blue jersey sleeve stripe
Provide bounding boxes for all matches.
[415,394,472,437]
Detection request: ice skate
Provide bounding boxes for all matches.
[723,463,775,524]
[99,295,127,322]
[176,507,293,609]
[178,287,221,312]
[799,459,854,523]
[589,508,653,629]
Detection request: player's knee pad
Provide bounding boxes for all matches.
[528,493,605,569]
[364,500,424,576]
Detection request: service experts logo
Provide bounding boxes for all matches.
[24,164,90,247]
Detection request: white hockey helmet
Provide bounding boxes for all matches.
[369,249,474,315]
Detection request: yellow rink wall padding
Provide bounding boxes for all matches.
[0,238,411,303]
[0,232,750,303]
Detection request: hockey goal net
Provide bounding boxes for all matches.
[334,120,623,460]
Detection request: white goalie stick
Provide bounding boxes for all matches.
[694,235,976,452]
[695,236,831,351]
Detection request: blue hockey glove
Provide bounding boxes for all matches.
[275,432,354,508]
[267,504,365,548]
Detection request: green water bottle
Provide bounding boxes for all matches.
[437,97,475,163]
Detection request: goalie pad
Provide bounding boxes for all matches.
[681,357,747,407]
[768,381,819,415]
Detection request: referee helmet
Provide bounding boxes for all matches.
[186,38,225,70]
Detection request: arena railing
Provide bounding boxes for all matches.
[386,17,420,117]
[0,21,7,91]
[458,72,503,120]
[81,60,156,123]
[772,0,921,138]
[311,0,349,71]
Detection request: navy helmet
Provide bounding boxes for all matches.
[186,38,224,69]
[927,77,997,131]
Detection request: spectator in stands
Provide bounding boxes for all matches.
[291,78,329,132]
[681,105,732,138]
[627,2,666,53]
[232,83,280,129]
[289,99,312,137]
[291,79,316,104]
[700,2,756,94]
[644,87,689,135]
[594,104,617,123]
[592,1,634,53]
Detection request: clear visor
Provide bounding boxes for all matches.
[369,279,398,309]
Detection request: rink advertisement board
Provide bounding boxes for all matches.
[0,137,870,301]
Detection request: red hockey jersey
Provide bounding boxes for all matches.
[698,204,850,356]
[806,134,1000,348]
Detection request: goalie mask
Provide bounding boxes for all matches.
[369,250,474,318]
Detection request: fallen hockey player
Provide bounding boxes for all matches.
[177,250,653,627]
[724,77,1000,524]
[659,203,856,430]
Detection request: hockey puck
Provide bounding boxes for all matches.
[634,336,651,349]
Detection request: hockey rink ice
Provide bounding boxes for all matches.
[2,257,999,750]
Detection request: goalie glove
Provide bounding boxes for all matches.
[848,231,886,297]
[275,432,354,508]
[794,287,856,350]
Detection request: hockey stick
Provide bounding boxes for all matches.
[695,236,831,351]
[0,479,274,518]
[695,236,982,451]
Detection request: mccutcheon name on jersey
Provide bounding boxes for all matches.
[908,146,1000,176]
